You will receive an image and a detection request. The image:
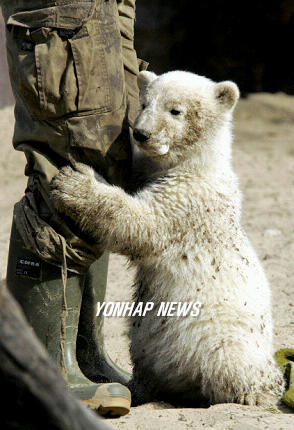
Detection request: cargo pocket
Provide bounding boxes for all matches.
[8,25,80,120]
[5,3,123,121]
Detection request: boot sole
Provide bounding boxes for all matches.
[82,396,131,418]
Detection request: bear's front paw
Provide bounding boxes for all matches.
[50,164,95,216]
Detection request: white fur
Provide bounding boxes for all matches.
[51,70,284,407]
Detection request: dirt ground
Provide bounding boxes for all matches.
[0,93,294,429]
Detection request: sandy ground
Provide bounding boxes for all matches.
[0,94,294,429]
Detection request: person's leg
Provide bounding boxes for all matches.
[1,0,141,415]
[6,214,131,417]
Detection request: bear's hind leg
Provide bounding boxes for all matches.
[127,376,155,406]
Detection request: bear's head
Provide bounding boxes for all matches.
[133,71,239,169]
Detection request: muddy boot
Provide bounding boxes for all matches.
[6,220,131,417]
[77,255,131,386]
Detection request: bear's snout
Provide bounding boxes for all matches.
[133,128,151,143]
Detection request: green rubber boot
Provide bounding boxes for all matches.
[6,219,131,417]
[77,252,131,386]
[275,349,294,409]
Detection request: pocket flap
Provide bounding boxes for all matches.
[7,3,94,30]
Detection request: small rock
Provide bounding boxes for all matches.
[178,413,187,422]
[264,229,282,237]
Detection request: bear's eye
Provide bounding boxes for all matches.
[170,109,181,116]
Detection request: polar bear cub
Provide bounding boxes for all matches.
[51,70,284,407]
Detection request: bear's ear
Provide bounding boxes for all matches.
[137,71,157,93]
[215,81,240,111]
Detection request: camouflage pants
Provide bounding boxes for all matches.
[1,0,144,272]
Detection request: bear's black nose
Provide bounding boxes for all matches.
[133,128,151,143]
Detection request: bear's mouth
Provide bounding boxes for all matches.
[135,141,170,158]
